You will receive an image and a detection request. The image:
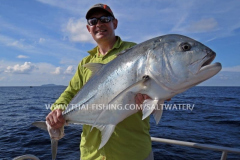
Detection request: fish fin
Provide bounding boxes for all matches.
[108,75,150,105]
[153,100,164,124]
[142,99,159,120]
[90,125,95,132]
[95,124,116,149]
[83,63,104,75]
[32,121,47,131]
[32,121,59,160]
[51,139,58,160]
[91,75,150,129]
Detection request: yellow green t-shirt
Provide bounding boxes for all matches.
[51,36,152,160]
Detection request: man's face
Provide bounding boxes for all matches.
[86,11,118,43]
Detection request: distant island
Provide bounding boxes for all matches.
[41,84,66,87]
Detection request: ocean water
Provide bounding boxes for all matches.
[0,86,239,160]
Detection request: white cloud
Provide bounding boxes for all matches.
[172,18,218,34]
[39,38,46,44]
[8,40,23,47]
[7,39,34,50]
[1,1,240,86]
[0,21,86,59]
[51,67,62,75]
[187,18,218,33]
[60,58,79,65]
[222,66,240,72]
[64,65,75,75]
[35,0,97,15]
[0,64,5,73]
[5,62,37,74]
[198,70,240,86]
[51,66,75,75]
[65,18,95,43]
[0,77,6,81]
[171,13,189,33]
[17,55,29,59]
[0,60,75,86]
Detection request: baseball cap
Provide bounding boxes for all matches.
[86,3,115,19]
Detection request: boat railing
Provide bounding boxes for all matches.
[151,137,240,160]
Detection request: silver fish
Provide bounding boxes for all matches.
[33,34,222,160]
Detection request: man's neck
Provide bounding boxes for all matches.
[98,37,117,56]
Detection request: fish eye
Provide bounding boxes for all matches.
[180,42,191,51]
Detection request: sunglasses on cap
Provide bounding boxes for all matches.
[87,16,114,26]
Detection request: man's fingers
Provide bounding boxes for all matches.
[143,94,151,100]
[136,93,143,101]
[140,94,151,102]
[45,109,65,129]
[56,109,62,119]
[53,113,58,124]
[135,93,152,104]
[57,110,65,124]
[46,113,53,125]
[135,93,143,105]
[53,123,62,129]
[48,117,56,127]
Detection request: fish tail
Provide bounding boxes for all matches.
[51,139,58,160]
[32,121,59,160]
[32,121,48,131]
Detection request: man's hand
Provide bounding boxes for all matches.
[46,109,65,129]
[135,93,172,109]
[135,93,151,110]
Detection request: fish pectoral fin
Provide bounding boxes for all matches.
[153,100,164,125]
[91,75,150,129]
[32,121,47,131]
[95,124,116,149]
[142,99,159,120]
[108,75,151,104]
[51,138,58,160]
[83,63,104,75]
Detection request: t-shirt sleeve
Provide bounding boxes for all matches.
[50,62,84,111]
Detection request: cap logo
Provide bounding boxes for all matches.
[86,3,114,19]
[103,4,112,14]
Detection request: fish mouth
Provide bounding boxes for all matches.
[198,50,220,72]
[200,53,216,69]
[188,50,221,75]
[185,51,221,89]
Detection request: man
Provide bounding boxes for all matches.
[46,3,153,160]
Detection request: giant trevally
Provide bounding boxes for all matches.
[32,34,222,160]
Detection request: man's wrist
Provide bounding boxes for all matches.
[51,104,67,111]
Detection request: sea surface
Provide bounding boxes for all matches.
[0,86,239,160]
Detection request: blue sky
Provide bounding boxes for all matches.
[0,0,240,86]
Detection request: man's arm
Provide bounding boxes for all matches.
[46,63,84,128]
